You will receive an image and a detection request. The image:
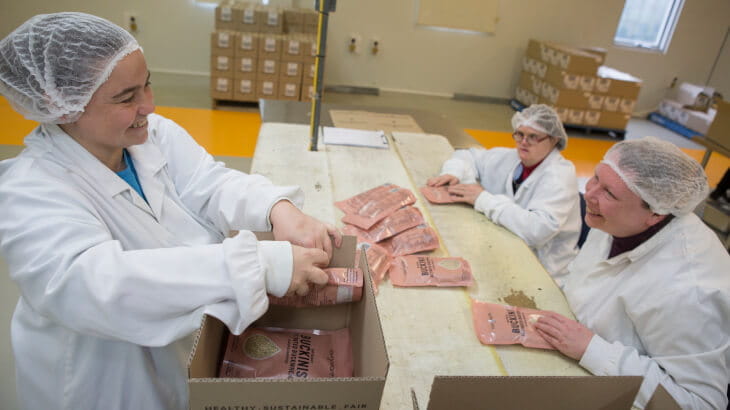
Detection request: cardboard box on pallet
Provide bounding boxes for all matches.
[214,1,235,31]
[284,9,304,33]
[210,75,233,100]
[257,77,279,99]
[304,62,316,81]
[301,38,317,63]
[232,2,260,32]
[233,74,257,102]
[526,39,601,75]
[210,31,236,57]
[187,235,389,410]
[280,61,303,82]
[234,55,257,76]
[258,34,282,60]
[210,54,233,77]
[281,34,303,62]
[258,6,284,33]
[517,71,542,96]
[278,79,301,101]
[540,84,590,110]
[234,32,258,57]
[597,110,631,130]
[595,66,642,100]
[426,376,681,410]
[257,58,279,77]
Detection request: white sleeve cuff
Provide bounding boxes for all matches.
[258,240,293,297]
[441,158,466,182]
[579,334,619,376]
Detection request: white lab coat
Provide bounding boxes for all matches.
[0,114,301,410]
[562,214,730,409]
[441,147,580,279]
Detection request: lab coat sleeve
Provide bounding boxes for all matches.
[473,168,577,248]
[0,166,283,346]
[153,116,303,234]
[579,287,729,410]
[440,148,483,184]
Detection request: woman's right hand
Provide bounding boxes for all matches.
[427,174,460,187]
[287,245,330,296]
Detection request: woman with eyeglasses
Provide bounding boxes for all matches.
[426,104,580,280]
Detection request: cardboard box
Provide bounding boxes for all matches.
[187,235,389,410]
[233,75,257,102]
[603,95,621,112]
[284,8,303,33]
[597,110,631,130]
[705,98,730,150]
[281,35,303,62]
[214,2,235,31]
[258,58,279,77]
[258,34,282,60]
[515,87,539,106]
[278,79,301,100]
[303,9,319,25]
[584,110,601,126]
[659,99,716,135]
[542,66,580,90]
[587,94,605,110]
[619,98,637,114]
[580,47,608,65]
[280,61,303,81]
[257,78,279,99]
[578,75,596,92]
[703,200,730,233]
[210,76,233,100]
[595,66,642,99]
[300,37,318,63]
[235,56,257,75]
[541,85,590,109]
[526,39,601,75]
[304,62,316,80]
[518,71,541,96]
[210,31,236,57]
[259,6,284,33]
[567,108,586,125]
[301,84,315,102]
[210,54,233,76]
[304,23,319,34]
[234,32,259,57]
[426,376,643,410]
[232,2,260,32]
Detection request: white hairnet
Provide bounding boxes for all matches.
[602,136,709,216]
[0,12,141,124]
[511,104,568,150]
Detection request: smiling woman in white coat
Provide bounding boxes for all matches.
[426,104,581,280]
[0,13,341,410]
[533,137,730,409]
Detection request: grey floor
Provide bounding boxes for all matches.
[0,72,708,409]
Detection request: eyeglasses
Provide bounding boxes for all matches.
[512,131,551,145]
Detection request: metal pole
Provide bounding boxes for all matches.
[309,0,336,151]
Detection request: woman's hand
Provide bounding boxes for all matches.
[270,200,342,260]
[533,311,594,361]
[427,174,459,187]
[287,245,329,296]
[447,184,484,205]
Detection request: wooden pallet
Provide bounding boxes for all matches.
[211,99,259,110]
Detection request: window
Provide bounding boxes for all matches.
[614,0,684,52]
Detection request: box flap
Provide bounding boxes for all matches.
[426,376,643,410]
[645,384,682,410]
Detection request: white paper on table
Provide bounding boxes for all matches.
[322,126,389,149]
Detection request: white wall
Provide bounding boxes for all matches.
[1,0,728,111]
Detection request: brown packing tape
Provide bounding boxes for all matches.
[427,376,643,410]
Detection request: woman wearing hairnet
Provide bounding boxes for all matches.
[533,137,730,409]
[426,104,580,280]
[0,13,342,409]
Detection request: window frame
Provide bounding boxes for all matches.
[613,0,685,53]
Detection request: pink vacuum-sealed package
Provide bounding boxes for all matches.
[269,268,363,307]
[381,225,439,256]
[355,241,393,293]
[343,206,425,243]
[219,327,354,379]
[420,185,459,204]
[471,300,553,349]
[336,184,417,230]
[390,255,473,287]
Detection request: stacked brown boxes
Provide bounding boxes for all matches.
[516,39,642,131]
[211,1,318,105]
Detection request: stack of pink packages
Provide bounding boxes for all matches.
[335,184,442,290]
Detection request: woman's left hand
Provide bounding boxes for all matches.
[270,200,342,260]
[447,184,484,205]
[533,311,594,361]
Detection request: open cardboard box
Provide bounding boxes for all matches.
[427,376,681,410]
[187,235,389,409]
